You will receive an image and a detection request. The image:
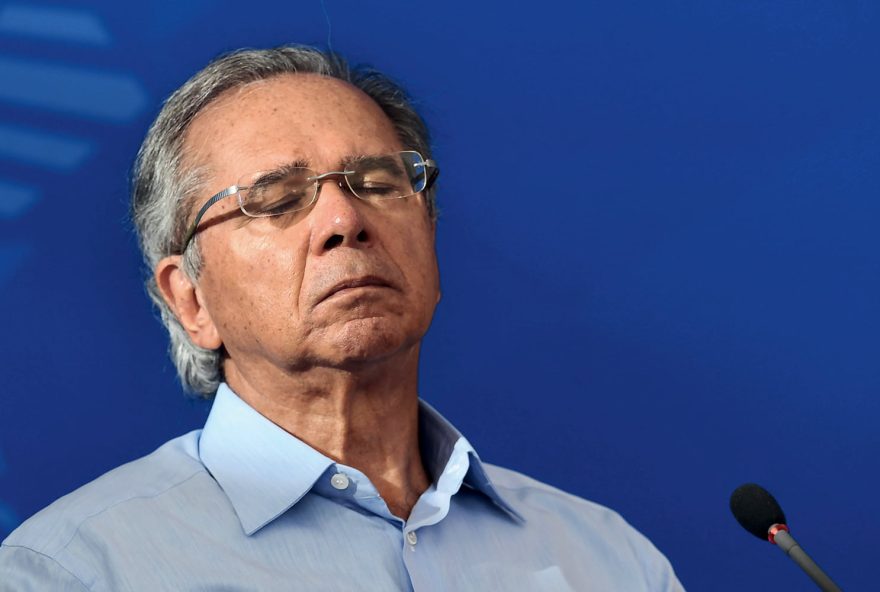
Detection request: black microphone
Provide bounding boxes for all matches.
[729,483,842,592]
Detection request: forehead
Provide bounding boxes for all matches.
[184,74,402,180]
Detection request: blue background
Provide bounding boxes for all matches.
[1,1,877,590]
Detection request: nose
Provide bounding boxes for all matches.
[307,177,371,255]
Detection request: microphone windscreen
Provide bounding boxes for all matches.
[730,483,787,540]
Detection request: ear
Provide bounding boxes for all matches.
[155,255,223,350]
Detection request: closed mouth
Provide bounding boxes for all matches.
[323,276,393,301]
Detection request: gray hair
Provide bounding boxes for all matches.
[130,45,436,398]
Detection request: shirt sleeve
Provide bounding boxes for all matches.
[0,544,91,592]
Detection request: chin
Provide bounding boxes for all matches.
[331,316,422,364]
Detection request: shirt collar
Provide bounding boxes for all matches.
[418,400,524,523]
[199,384,334,535]
[199,383,522,535]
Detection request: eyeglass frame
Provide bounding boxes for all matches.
[177,150,439,254]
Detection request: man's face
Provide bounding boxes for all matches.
[178,74,440,376]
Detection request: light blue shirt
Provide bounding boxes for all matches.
[1,384,684,591]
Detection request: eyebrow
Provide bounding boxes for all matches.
[248,159,312,187]
[341,153,404,174]
[340,154,368,167]
[249,153,400,184]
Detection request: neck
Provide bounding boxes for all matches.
[223,347,430,520]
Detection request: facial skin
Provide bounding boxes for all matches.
[159,74,440,388]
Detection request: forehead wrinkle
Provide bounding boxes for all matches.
[341,151,402,165]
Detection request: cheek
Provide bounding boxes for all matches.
[400,226,439,303]
[242,251,301,314]
[204,233,306,330]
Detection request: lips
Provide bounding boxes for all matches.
[320,275,394,302]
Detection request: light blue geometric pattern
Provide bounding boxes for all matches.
[0,123,93,171]
[0,4,111,46]
[0,56,147,123]
[0,180,39,219]
[0,2,143,538]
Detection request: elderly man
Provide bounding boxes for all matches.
[0,46,684,591]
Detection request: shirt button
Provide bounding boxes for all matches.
[330,473,350,490]
[406,531,418,546]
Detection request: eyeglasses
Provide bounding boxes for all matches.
[179,150,438,253]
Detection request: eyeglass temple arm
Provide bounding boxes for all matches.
[179,185,240,253]
[422,159,440,190]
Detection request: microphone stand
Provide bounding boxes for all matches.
[769,525,842,592]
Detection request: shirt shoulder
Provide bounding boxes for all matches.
[482,463,684,591]
[484,462,630,520]
[2,430,205,558]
